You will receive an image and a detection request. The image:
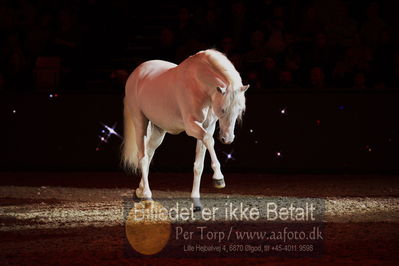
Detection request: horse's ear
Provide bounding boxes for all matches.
[217,86,226,95]
[241,84,250,92]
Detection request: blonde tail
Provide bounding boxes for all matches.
[122,99,139,173]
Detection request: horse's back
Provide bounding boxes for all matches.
[126,59,178,95]
[128,60,176,82]
[126,60,175,96]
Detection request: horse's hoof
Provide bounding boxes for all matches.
[192,198,202,212]
[213,178,225,189]
[133,190,141,201]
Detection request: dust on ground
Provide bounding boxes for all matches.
[0,172,398,265]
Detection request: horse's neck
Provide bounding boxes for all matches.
[183,57,227,98]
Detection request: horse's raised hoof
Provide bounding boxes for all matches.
[213,178,225,189]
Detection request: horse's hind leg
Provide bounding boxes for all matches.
[136,121,166,200]
[146,122,166,164]
[131,113,153,200]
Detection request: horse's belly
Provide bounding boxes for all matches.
[152,121,185,135]
[149,114,185,135]
[142,104,185,134]
[165,128,184,135]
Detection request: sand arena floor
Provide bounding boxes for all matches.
[0,172,398,265]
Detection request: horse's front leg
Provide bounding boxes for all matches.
[185,118,225,190]
[202,134,225,188]
[192,140,206,211]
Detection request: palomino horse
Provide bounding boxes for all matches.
[122,49,249,211]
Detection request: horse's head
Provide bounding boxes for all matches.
[212,84,249,144]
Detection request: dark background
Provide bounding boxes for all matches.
[1,0,399,173]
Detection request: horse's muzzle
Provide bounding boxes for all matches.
[220,136,234,144]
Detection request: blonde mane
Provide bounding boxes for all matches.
[197,49,242,90]
[194,49,246,122]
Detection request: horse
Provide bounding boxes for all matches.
[122,49,249,211]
